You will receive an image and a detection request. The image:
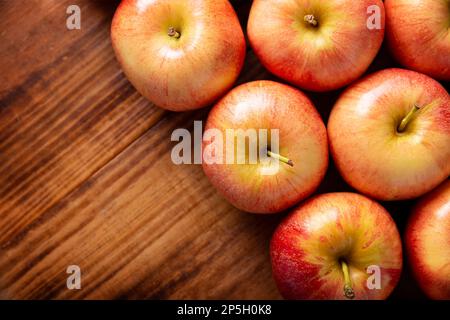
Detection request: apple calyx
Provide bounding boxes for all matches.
[304,14,318,27]
[397,103,421,133]
[267,151,294,167]
[340,260,355,299]
[168,27,181,39]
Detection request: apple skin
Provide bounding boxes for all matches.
[385,0,450,81]
[328,68,450,201]
[111,0,246,111]
[405,179,450,300]
[271,192,403,300]
[247,0,385,92]
[202,81,328,214]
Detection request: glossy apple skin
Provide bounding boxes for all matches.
[328,68,450,201]
[202,81,328,214]
[406,179,450,300]
[247,0,385,92]
[385,0,450,81]
[111,0,246,111]
[271,192,403,300]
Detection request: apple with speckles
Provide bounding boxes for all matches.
[111,0,246,111]
[247,0,385,91]
[406,179,450,300]
[202,80,328,214]
[328,68,450,201]
[385,0,450,81]
[271,192,403,300]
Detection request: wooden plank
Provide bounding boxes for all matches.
[0,0,431,300]
[0,0,165,247]
[0,0,282,299]
[0,104,282,299]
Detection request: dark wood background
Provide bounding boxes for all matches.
[1,0,446,299]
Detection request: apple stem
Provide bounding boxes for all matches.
[340,260,355,300]
[168,27,181,39]
[304,14,318,27]
[397,103,421,133]
[267,151,294,167]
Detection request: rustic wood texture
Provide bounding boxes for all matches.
[0,0,443,299]
[0,0,283,299]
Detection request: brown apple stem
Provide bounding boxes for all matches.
[267,151,294,167]
[397,103,421,133]
[304,14,318,27]
[168,27,181,39]
[340,260,355,300]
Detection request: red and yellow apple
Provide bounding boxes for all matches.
[328,68,450,201]
[247,0,385,92]
[405,179,450,300]
[111,0,246,111]
[202,81,328,214]
[271,192,403,300]
[385,0,450,81]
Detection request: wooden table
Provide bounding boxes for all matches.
[0,0,439,299]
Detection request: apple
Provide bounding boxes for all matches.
[385,0,450,81]
[247,0,385,92]
[271,192,403,300]
[328,68,450,201]
[405,179,450,300]
[111,0,246,111]
[202,80,328,214]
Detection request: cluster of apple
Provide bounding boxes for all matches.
[111,0,449,300]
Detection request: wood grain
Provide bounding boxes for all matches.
[0,109,282,299]
[0,0,165,247]
[0,0,441,300]
[0,0,283,299]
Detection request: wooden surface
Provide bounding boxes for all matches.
[0,0,444,299]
